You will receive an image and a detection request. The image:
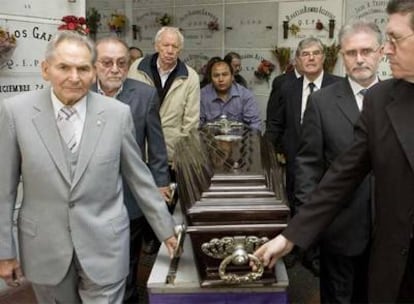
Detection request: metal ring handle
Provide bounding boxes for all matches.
[218,253,264,283]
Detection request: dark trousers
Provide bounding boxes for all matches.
[398,237,414,302]
[123,217,146,303]
[319,248,369,304]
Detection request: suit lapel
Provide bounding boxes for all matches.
[386,81,414,173]
[336,79,360,125]
[71,93,105,190]
[32,93,71,184]
[292,77,304,134]
[117,81,134,105]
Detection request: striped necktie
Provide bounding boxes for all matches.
[57,106,78,152]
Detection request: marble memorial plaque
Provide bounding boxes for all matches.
[278,0,342,46]
[131,0,173,8]
[0,74,48,99]
[176,0,221,5]
[131,7,174,49]
[0,18,58,74]
[175,6,223,49]
[0,0,82,20]
[181,49,221,80]
[225,2,278,49]
[226,49,277,94]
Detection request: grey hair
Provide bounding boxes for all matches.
[295,37,325,58]
[338,19,383,48]
[45,30,96,63]
[154,26,184,50]
[95,36,130,59]
[387,0,414,31]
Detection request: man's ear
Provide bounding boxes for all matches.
[41,60,50,81]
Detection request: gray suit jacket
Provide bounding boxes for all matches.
[294,78,371,255]
[92,79,170,219]
[0,89,175,285]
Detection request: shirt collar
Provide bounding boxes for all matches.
[211,83,240,102]
[96,81,124,98]
[51,88,87,123]
[156,58,177,77]
[348,77,379,96]
[303,71,324,89]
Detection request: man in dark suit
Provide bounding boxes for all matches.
[267,37,341,216]
[93,36,171,303]
[254,1,414,301]
[294,20,384,303]
[265,61,302,150]
[266,38,341,274]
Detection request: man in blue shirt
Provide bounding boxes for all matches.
[200,59,261,131]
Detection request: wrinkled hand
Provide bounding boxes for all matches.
[0,259,24,287]
[159,186,172,203]
[252,235,294,270]
[164,236,178,259]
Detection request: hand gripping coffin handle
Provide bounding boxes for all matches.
[218,245,264,283]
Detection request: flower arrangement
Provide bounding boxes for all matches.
[156,13,172,26]
[58,15,89,35]
[254,59,275,82]
[86,8,101,34]
[323,43,340,73]
[108,13,126,33]
[0,27,17,68]
[272,46,291,73]
[208,20,219,32]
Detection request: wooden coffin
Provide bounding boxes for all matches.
[174,123,289,287]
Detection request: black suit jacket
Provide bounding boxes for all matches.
[265,70,297,146]
[92,78,170,219]
[294,78,371,255]
[284,79,414,302]
[271,73,342,205]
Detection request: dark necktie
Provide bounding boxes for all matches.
[309,82,316,94]
[359,89,368,96]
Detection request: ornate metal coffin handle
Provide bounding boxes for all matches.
[218,247,264,283]
[201,236,268,283]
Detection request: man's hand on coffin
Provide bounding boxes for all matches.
[0,258,24,287]
[164,236,178,259]
[159,186,172,203]
[251,234,294,270]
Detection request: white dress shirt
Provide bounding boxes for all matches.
[51,89,87,147]
[301,72,324,122]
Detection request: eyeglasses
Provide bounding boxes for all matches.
[342,46,382,59]
[299,50,323,58]
[97,59,128,69]
[385,32,414,48]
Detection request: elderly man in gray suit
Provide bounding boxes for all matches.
[92,36,171,303]
[0,31,177,304]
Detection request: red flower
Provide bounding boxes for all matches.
[254,59,275,82]
[316,20,324,30]
[58,15,90,36]
[67,22,76,30]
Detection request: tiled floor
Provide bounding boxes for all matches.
[0,253,319,304]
